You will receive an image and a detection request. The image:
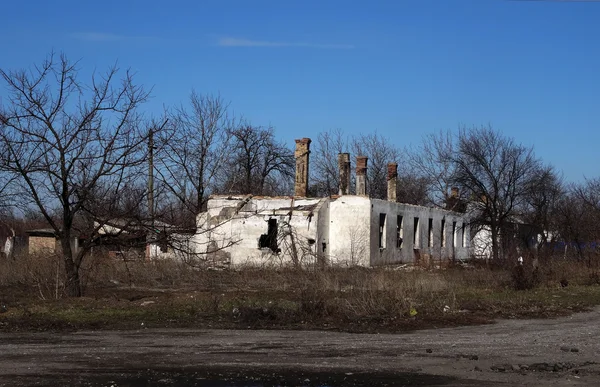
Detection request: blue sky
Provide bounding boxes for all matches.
[1,0,599,182]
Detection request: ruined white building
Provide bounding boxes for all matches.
[192,138,470,267]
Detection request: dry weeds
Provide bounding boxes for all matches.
[1,252,600,333]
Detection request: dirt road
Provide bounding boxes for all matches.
[1,307,600,386]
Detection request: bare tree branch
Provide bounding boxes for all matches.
[0,53,150,297]
[221,124,294,196]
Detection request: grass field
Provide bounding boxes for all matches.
[2,253,600,333]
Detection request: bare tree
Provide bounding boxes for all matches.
[221,125,294,196]
[520,165,563,251]
[396,175,430,206]
[450,126,544,263]
[310,130,402,199]
[0,121,16,212]
[557,179,600,264]
[0,172,16,215]
[310,128,349,197]
[575,178,600,212]
[351,132,400,200]
[0,53,150,297]
[550,180,600,270]
[407,129,457,207]
[155,92,235,228]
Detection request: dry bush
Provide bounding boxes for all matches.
[442,267,510,289]
[6,251,600,325]
[510,265,540,290]
[225,267,460,320]
[0,252,213,298]
[535,252,600,287]
[0,252,65,299]
[143,266,463,321]
[80,253,205,289]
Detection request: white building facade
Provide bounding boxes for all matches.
[192,194,470,267]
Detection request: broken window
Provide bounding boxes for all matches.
[396,215,403,248]
[428,218,433,248]
[379,213,387,249]
[441,219,446,248]
[259,218,280,253]
[413,217,420,248]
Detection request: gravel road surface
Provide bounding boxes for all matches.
[1,307,600,386]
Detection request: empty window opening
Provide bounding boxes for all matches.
[158,230,168,253]
[259,218,280,253]
[441,219,446,248]
[428,218,434,248]
[461,223,467,247]
[396,215,404,248]
[413,217,420,248]
[379,213,387,249]
[452,221,457,248]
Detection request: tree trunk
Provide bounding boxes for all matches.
[490,225,500,263]
[62,239,82,297]
[64,259,81,297]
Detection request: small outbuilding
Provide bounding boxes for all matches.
[26,228,82,256]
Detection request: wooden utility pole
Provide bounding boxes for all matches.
[146,127,155,261]
[148,127,154,222]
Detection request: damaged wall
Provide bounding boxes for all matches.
[368,199,469,266]
[193,196,327,266]
[193,194,470,268]
[191,137,470,268]
[326,196,469,267]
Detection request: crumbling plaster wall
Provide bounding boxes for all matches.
[147,235,192,260]
[194,195,471,268]
[472,227,492,260]
[315,198,330,264]
[194,196,325,266]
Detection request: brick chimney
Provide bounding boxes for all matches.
[338,153,350,195]
[356,156,368,196]
[387,162,398,202]
[451,187,459,198]
[446,187,466,212]
[294,138,311,197]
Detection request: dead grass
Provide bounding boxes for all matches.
[2,253,600,333]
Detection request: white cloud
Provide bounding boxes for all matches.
[217,37,354,49]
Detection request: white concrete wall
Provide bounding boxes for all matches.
[314,198,330,263]
[194,195,471,268]
[328,196,371,266]
[148,233,194,260]
[472,227,492,259]
[194,196,325,266]
[369,199,470,265]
